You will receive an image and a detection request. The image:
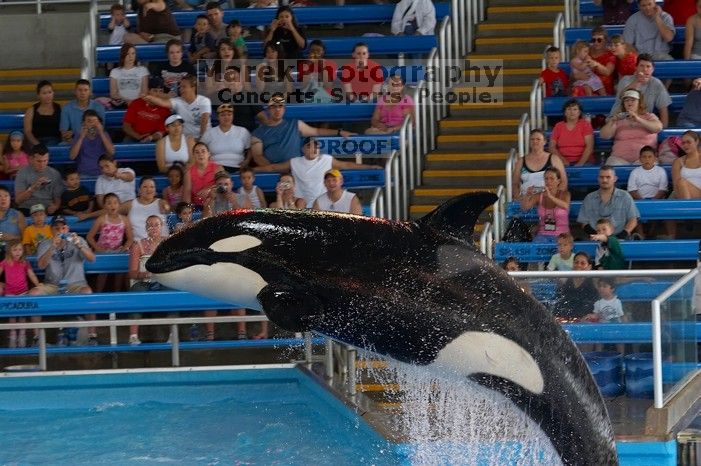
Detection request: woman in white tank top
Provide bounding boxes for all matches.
[672,130,701,199]
[123,177,170,240]
[155,116,194,173]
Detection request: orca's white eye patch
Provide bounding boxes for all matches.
[209,235,262,253]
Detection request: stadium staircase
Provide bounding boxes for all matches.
[409,0,563,221]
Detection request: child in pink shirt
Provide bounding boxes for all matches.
[0,240,40,348]
[1,131,30,180]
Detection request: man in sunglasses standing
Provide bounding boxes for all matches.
[30,215,98,345]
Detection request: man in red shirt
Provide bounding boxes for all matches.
[122,77,171,143]
[340,43,385,102]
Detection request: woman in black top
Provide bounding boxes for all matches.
[552,251,598,320]
[23,80,61,146]
[264,6,306,59]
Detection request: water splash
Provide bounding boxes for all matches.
[359,350,563,466]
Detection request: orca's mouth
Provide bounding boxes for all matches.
[146,247,219,274]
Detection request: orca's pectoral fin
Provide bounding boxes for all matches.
[257,285,324,332]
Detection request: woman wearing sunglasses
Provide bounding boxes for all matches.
[588,26,616,95]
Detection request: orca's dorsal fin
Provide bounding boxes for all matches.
[417,192,498,239]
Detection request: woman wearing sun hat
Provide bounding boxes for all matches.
[155,114,195,173]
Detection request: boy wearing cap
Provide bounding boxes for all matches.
[122,77,172,143]
[31,215,98,344]
[312,169,362,215]
[250,93,356,166]
[256,137,381,207]
[22,204,52,255]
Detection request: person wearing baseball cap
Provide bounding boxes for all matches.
[312,168,363,215]
[22,204,52,255]
[250,92,358,167]
[155,114,195,173]
[123,76,172,143]
[611,54,671,126]
[199,103,251,172]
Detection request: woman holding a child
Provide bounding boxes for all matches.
[600,89,663,166]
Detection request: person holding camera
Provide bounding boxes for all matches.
[203,171,242,218]
[269,174,305,209]
[511,129,568,202]
[600,89,662,166]
[264,6,306,59]
[30,215,97,345]
[518,167,571,244]
[14,144,63,216]
[69,110,115,176]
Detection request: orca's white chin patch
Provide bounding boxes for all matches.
[154,263,268,311]
[431,332,545,395]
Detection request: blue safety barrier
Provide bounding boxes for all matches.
[495,239,699,263]
[96,35,438,63]
[563,25,685,47]
[557,60,701,79]
[506,199,701,223]
[562,322,701,343]
[542,94,687,117]
[530,280,674,302]
[97,4,451,29]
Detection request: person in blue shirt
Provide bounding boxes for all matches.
[59,79,106,145]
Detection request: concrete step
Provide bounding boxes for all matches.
[412,187,498,206]
[475,42,550,55]
[0,68,80,84]
[0,100,69,112]
[439,120,519,135]
[488,0,562,6]
[465,55,543,69]
[421,169,506,187]
[448,105,526,119]
[424,151,507,169]
[476,22,553,38]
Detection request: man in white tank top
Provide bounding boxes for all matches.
[254,137,382,208]
[312,169,363,215]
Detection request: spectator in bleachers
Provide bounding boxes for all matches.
[154,39,196,97]
[664,0,698,26]
[209,64,266,131]
[59,79,106,145]
[163,163,186,209]
[601,88,663,164]
[31,215,97,345]
[173,201,194,232]
[265,6,306,59]
[677,78,701,127]
[69,110,115,177]
[144,74,212,139]
[623,0,675,60]
[547,232,575,271]
[15,144,63,216]
[628,145,668,238]
[1,131,30,180]
[365,74,415,134]
[269,174,305,209]
[0,186,26,245]
[312,169,362,215]
[591,218,626,269]
[684,0,701,59]
[391,0,436,36]
[571,40,606,96]
[611,54,671,126]
[583,277,625,323]
[189,15,217,65]
[519,167,571,244]
[250,0,279,37]
[549,99,595,166]
[109,44,149,108]
[256,42,293,102]
[23,80,62,147]
[183,142,222,207]
[593,0,633,25]
[124,0,181,44]
[96,154,137,209]
[206,2,228,41]
[123,76,171,143]
[540,47,569,97]
[200,103,251,172]
[22,204,52,255]
[237,167,265,207]
[577,165,640,238]
[123,176,170,240]
[226,20,247,56]
[552,251,597,321]
[204,170,241,216]
[87,192,133,293]
[108,3,131,46]
[156,114,195,173]
[1,240,41,348]
[128,214,169,345]
[512,129,568,200]
[298,40,338,104]
[255,137,381,207]
[60,167,94,219]
[250,93,355,166]
[671,129,701,199]
[501,257,532,295]
[587,27,616,95]
[341,43,385,103]
[610,34,638,79]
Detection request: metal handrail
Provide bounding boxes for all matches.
[508,270,691,278]
[81,0,98,80]
[529,78,544,130]
[479,221,493,258]
[492,184,505,242]
[517,112,530,158]
[369,187,381,218]
[505,148,518,202]
[651,267,700,409]
[553,13,567,60]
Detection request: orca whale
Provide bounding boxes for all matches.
[146,192,618,465]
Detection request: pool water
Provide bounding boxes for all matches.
[0,366,396,465]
